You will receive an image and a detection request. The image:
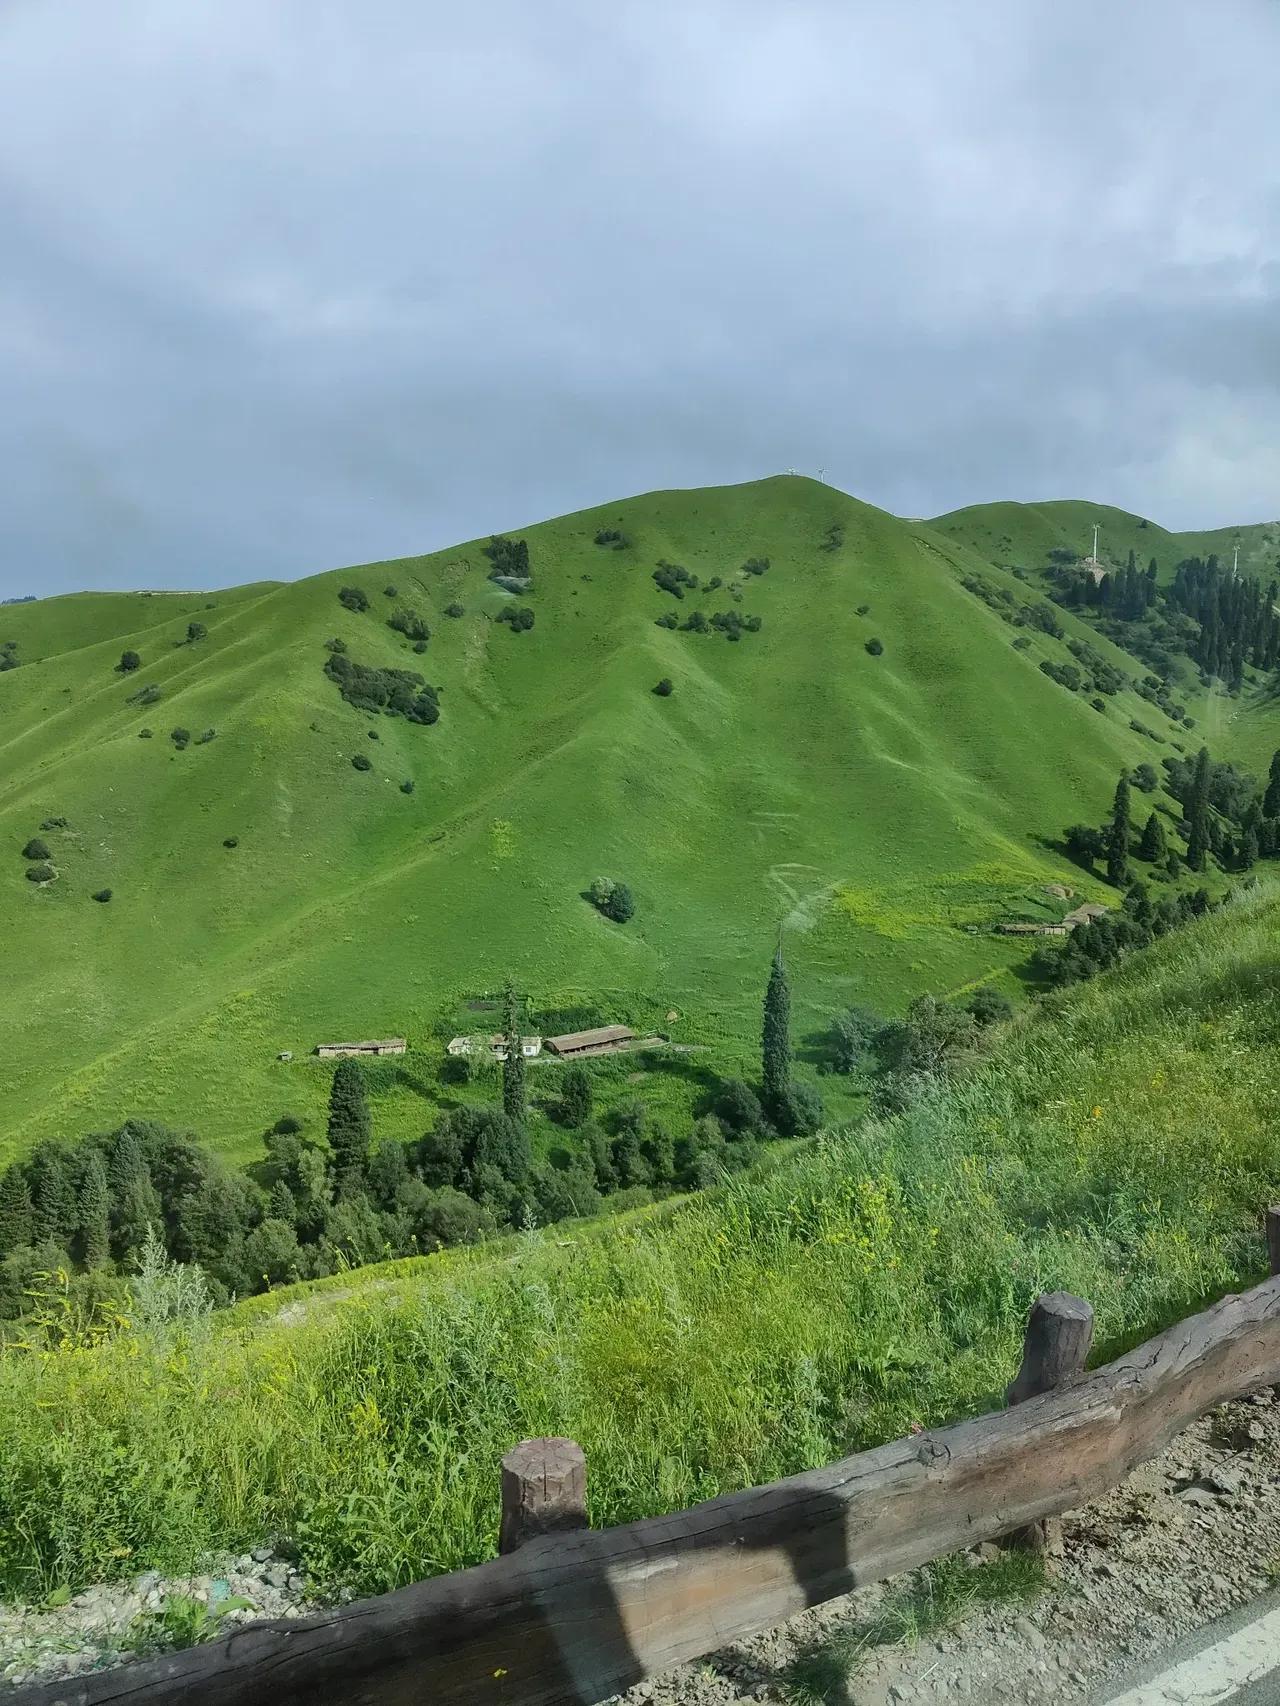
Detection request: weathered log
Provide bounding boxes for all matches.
[14,1275,1280,1706]
[500,1438,588,1554]
[1004,1290,1094,1552]
[1266,1206,1280,1277]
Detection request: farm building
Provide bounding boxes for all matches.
[315,1038,407,1059]
[447,1035,542,1059]
[544,1024,638,1059]
[994,921,1068,937]
[1062,902,1109,930]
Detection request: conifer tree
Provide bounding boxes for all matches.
[326,1059,372,1197]
[501,983,527,1126]
[1265,750,1280,820]
[761,942,792,1116]
[75,1146,111,1268]
[1105,775,1131,887]
[29,1142,78,1249]
[0,1166,32,1256]
[1186,745,1213,871]
[1138,810,1166,863]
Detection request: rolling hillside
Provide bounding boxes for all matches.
[0,475,1272,1162]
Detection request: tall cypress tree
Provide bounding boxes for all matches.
[502,983,527,1125]
[326,1059,372,1197]
[0,1166,33,1256]
[761,942,792,1116]
[1137,810,1166,863]
[1105,775,1131,887]
[1186,745,1213,871]
[76,1146,111,1269]
[1264,750,1280,819]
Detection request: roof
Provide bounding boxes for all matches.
[1063,902,1109,927]
[546,1025,636,1051]
[318,1038,407,1050]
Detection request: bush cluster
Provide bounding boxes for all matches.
[324,653,440,724]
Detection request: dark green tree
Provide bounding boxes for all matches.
[1186,745,1213,871]
[28,1142,79,1249]
[501,983,527,1125]
[117,649,141,673]
[761,942,792,1117]
[558,1064,593,1127]
[1137,810,1166,862]
[1265,750,1280,819]
[326,1059,372,1197]
[1105,775,1131,887]
[0,1167,33,1256]
[75,1146,111,1268]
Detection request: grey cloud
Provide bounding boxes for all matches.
[0,0,1277,594]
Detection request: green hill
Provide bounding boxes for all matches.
[3,884,1278,1598]
[0,475,1272,1162]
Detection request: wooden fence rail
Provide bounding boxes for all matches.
[16,1216,1280,1706]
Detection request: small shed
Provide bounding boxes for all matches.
[277,1050,293,1062]
[1062,902,1109,931]
[544,1025,637,1059]
[315,1038,408,1059]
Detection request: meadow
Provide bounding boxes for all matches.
[2,885,1277,1604]
[2,475,1268,1166]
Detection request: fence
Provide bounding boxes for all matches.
[16,1209,1280,1706]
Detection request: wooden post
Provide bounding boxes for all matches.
[499,1437,588,1554]
[1266,1207,1280,1277]
[1004,1291,1094,1555]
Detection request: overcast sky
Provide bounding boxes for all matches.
[1,0,1278,596]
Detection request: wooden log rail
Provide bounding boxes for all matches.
[16,1217,1280,1706]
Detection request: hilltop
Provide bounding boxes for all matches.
[0,474,1276,1161]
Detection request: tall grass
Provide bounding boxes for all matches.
[2,889,1278,1602]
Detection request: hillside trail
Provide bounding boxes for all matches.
[607,1390,1280,1706]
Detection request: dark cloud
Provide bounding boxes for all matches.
[1,0,1277,594]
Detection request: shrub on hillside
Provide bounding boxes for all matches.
[741,556,770,576]
[338,587,370,613]
[593,528,631,550]
[653,561,698,599]
[25,864,55,884]
[197,728,216,744]
[170,728,190,750]
[92,889,112,903]
[444,603,464,618]
[138,728,153,739]
[716,1079,765,1135]
[22,838,50,862]
[400,779,415,795]
[223,837,238,848]
[967,987,1013,1027]
[117,650,141,673]
[587,877,636,921]
[856,603,870,616]
[388,607,430,644]
[351,753,373,772]
[40,817,69,831]
[127,683,162,707]
[323,652,440,724]
[819,522,844,552]
[483,536,531,584]
[775,1080,824,1137]
[654,612,679,630]
[185,622,207,644]
[865,637,884,656]
[653,678,673,696]
[324,637,347,654]
[383,585,398,598]
[496,606,535,633]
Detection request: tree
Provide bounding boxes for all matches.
[21,837,50,862]
[827,1006,882,1073]
[1105,775,1131,887]
[967,987,1013,1027]
[75,1146,111,1268]
[28,1142,79,1249]
[1131,762,1159,793]
[558,1064,593,1127]
[1265,750,1280,819]
[117,649,141,673]
[186,621,207,644]
[1186,745,1213,871]
[1138,811,1167,862]
[326,1059,372,1197]
[604,884,634,923]
[1064,824,1105,868]
[761,943,792,1117]
[0,1166,32,1256]
[501,983,527,1125]
[243,1217,300,1290]
[717,1079,765,1135]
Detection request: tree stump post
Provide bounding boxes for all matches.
[1004,1291,1094,1556]
[1266,1207,1280,1277]
[499,1437,588,1554]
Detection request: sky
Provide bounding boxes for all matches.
[1,0,1278,596]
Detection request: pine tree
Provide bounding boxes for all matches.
[761,942,792,1116]
[1240,826,1260,871]
[1105,775,1131,887]
[28,1142,79,1249]
[326,1059,372,1197]
[501,983,527,1125]
[0,1166,33,1256]
[1186,745,1213,871]
[1264,750,1280,819]
[268,1179,299,1224]
[1137,810,1166,863]
[75,1146,111,1268]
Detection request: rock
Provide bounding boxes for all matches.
[1178,1487,1218,1510]
[1203,1467,1242,1496]
[263,1564,290,1590]
[974,1542,1002,1564]
[251,1547,273,1564]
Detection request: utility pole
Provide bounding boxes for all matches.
[1092,523,1100,561]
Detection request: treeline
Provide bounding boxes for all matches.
[0,960,825,1317]
[1066,745,1280,887]
[1049,548,1280,690]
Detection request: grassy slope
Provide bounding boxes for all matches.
[0,476,1257,1162]
[3,885,1278,1598]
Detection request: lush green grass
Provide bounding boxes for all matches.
[2,886,1277,1602]
[0,476,1245,1164]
